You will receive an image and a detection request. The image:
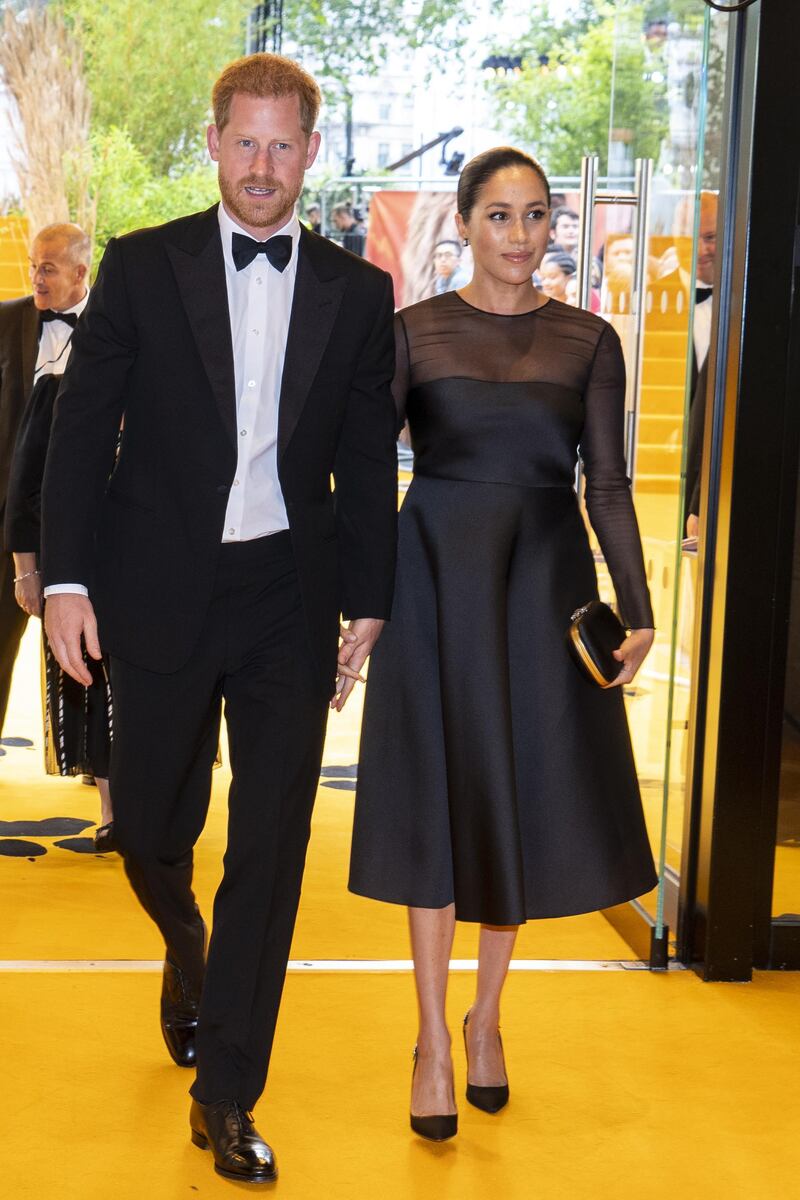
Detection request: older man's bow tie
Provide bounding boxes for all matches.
[232,232,292,273]
[39,309,78,327]
[695,286,713,304]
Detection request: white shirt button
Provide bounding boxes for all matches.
[252,329,259,335]
[233,479,240,487]
[247,380,256,388]
[228,527,235,535]
[256,277,263,285]
[240,429,247,436]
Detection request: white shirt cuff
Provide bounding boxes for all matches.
[43,584,89,598]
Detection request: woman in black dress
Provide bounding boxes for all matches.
[349,148,656,1140]
[6,324,115,854]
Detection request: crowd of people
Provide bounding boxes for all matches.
[0,47,715,1190]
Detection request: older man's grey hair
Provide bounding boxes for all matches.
[33,223,92,270]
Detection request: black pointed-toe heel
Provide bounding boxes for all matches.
[409,1048,458,1141]
[463,1012,510,1113]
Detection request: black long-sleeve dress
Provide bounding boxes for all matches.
[5,372,112,778]
[349,293,657,925]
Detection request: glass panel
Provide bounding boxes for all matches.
[594,3,726,936]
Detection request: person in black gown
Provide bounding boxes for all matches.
[348,148,657,1140]
[4,224,115,852]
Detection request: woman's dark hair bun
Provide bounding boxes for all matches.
[457,147,551,223]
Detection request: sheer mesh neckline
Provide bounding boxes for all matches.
[452,292,554,318]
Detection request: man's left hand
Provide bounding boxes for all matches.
[331,617,385,711]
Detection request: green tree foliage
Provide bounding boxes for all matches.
[489,3,669,178]
[89,128,219,255]
[58,0,251,176]
[281,0,465,102]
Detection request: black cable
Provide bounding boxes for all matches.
[702,0,758,11]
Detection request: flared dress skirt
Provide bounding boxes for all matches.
[349,471,657,925]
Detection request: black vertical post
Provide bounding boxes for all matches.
[679,0,800,980]
[248,4,283,54]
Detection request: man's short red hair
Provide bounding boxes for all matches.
[212,52,321,137]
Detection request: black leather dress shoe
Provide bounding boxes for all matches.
[190,1099,277,1183]
[93,822,118,854]
[161,957,202,1068]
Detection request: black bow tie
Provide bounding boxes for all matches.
[39,308,78,328]
[232,232,293,273]
[695,286,713,304]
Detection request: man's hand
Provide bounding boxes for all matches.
[331,617,385,712]
[44,593,102,686]
[685,513,699,539]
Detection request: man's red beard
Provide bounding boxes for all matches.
[218,170,300,231]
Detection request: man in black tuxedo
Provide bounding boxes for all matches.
[0,224,91,733]
[42,53,397,1185]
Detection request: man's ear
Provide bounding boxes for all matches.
[207,124,221,162]
[305,131,321,170]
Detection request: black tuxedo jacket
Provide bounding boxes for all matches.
[0,295,38,548]
[41,206,398,692]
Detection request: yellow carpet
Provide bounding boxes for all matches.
[2,968,799,1199]
[3,621,800,1198]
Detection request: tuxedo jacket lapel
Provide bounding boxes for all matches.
[165,207,237,448]
[279,229,347,458]
[20,298,38,395]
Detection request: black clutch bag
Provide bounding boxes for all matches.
[566,601,627,687]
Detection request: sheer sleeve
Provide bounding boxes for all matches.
[391,312,411,434]
[580,323,654,629]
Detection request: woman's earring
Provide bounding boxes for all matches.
[462,238,469,246]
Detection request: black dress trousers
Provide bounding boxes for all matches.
[110,533,329,1109]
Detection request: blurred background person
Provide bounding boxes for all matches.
[564,258,601,312]
[549,205,579,254]
[4,223,115,852]
[660,190,718,393]
[538,250,576,302]
[401,193,465,305]
[0,222,84,740]
[304,202,322,235]
[331,201,366,256]
[433,238,470,294]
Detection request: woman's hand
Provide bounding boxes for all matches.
[331,618,385,711]
[609,628,654,688]
[12,553,43,618]
[15,571,43,618]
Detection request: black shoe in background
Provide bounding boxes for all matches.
[161,957,202,1067]
[93,822,118,854]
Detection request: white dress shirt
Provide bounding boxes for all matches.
[693,282,713,371]
[35,291,89,381]
[217,202,297,542]
[679,267,713,372]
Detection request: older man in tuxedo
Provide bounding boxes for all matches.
[0,224,90,733]
[42,54,397,1185]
